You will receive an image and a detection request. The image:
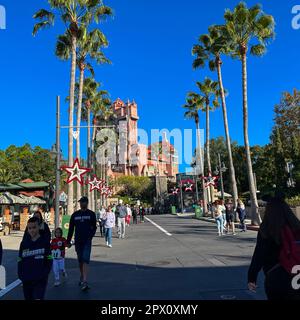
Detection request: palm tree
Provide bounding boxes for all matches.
[33,0,113,215]
[192,25,239,209]
[224,2,275,224]
[196,78,220,176]
[183,94,208,215]
[59,28,111,208]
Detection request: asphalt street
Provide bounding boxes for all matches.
[1,214,266,300]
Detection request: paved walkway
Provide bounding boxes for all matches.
[0,214,265,300]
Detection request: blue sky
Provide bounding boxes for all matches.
[0,0,299,172]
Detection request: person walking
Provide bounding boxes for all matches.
[103,206,115,248]
[213,200,224,236]
[116,200,127,239]
[125,204,132,226]
[225,199,236,235]
[23,211,51,244]
[98,206,106,237]
[132,206,138,225]
[248,194,300,300]
[237,199,247,232]
[18,217,53,300]
[139,206,145,223]
[218,199,227,232]
[67,196,97,291]
[51,227,68,287]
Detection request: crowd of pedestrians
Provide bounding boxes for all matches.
[12,196,150,300]
[212,198,247,236]
[1,192,299,301]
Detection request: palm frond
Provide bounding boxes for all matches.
[250,44,266,56]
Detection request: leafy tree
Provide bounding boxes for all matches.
[116,176,155,203]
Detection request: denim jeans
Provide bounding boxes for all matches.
[215,216,224,234]
[239,213,247,231]
[117,217,126,237]
[222,213,227,228]
[105,227,112,245]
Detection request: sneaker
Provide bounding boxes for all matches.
[108,244,112,248]
[54,281,60,287]
[81,282,90,291]
[232,233,236,235]
[78,278,84,286]
[106,241,108,246]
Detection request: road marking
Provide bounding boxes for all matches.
[0,279,22,298]
[145,217,172,236]
[208,258,226,266]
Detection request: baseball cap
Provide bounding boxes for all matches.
[78,196,89,203]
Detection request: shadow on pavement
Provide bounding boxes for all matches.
[1,248,266,301]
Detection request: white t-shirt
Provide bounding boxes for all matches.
[126,207,132,216]
[215,205,225,217]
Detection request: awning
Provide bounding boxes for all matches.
[0,192,28,205]
[18,194,46,205]
[0,192,46,205]
[216,191,232,198]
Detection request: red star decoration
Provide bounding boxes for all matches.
[88,176,103,192]
[184,183,193,192]
[204,173,219,188]
[61,158,91,185]
[100,185,112,197]
[171,187,179,195]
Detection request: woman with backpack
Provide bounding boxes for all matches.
[248,194,300,300]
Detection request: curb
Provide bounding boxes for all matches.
[195,216,260,232]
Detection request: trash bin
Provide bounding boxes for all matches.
[62,215,71,238]
[171,206,177,215]
[195,206,203,219]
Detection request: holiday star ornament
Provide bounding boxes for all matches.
[61,158,91,185]
[88,176,103,192]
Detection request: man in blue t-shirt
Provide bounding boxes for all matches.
[67,196,97,291]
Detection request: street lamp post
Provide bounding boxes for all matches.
[179,173,184,214]
[51,96,61,229]
[215,153,227,201]
[191,159,199,204]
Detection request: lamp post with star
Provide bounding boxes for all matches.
[50,96,62,229]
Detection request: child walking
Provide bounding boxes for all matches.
[51,227,68,287]
[18,217,53,300]
[103,206,115,248]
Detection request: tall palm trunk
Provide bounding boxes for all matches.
[75,64,85,210]
[67,35,77,216]
[205,101,212,174]
[241,52,261,225]
[91,117,97,211]
[87,107,92,208]
[216,58,238,209]
[205,101,214,205]
[196,118,208,215]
